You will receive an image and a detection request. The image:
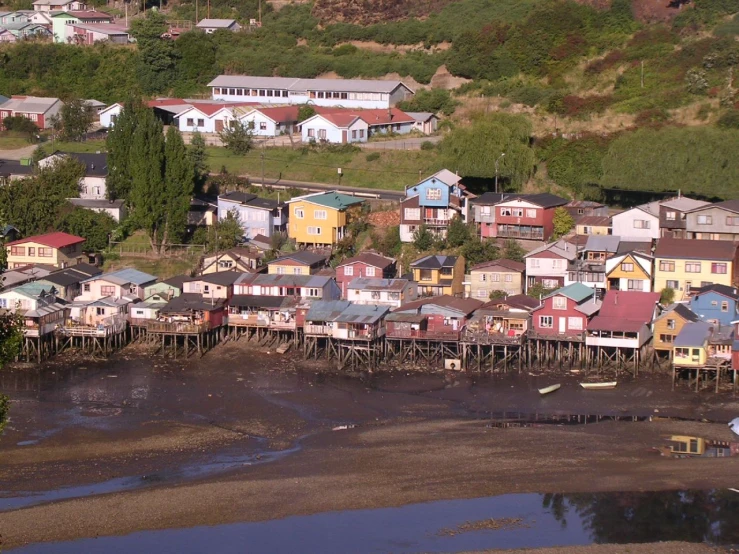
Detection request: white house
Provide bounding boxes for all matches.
[346,278,417,308]
[195,18,241,33]
[98,102,122,128]
[238,106,299,137]
[218,191,286,239]
[67,198,126,222]
[32,0,85,12]
[406,112,439,134]
[38,151,108,199]
[301,113,369,144]
[76,268,157,302]
[208,75,414,109]
[524,239,578,292]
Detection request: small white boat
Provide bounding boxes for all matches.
[539,384,561,395]
[580,381,617,390]
[729,417,739,437]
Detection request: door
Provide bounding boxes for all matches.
[558,317,566,334]
[342,130,348,144]
[215,120,224,132]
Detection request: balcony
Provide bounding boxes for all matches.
[386,329,461,341]
[305,324,331,336]
[424,218,450,226]
[146,321,210,334]
[497,226,544,240]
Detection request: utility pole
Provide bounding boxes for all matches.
[640,60,644,89]
[260,151,265,186]
[258,0,262,26]
[207,0,210,19]
[195,0,198,23]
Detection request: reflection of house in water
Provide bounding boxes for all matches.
[661,435,738,458]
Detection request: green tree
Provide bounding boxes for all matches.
[128,107,166,252]
[439,112,535,188]
[460,237,499,268]
[106,100,142,201]
[55,206,116,251]
[552,207,575,239]
[298,104,316,122]
[527,282,554,299]
[218,120,254,155]
[161,126,195,252]
[372,225,402,258]
[660,287,675,305]
[0,309,21,437]
[59,98,95,142]
[3,115,39,139]
[502,239,526,262]
[130,11,178,94]
[413,224,434,251]
[208,209,244,252]
[189,130,209,193]
[446,215,471,247]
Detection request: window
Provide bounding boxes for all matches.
[659,334,675,343]
[627,280,641,291]
[721,301,729,312]
[295,208,304,219]
[633,219,650,229]
[481,206,491,216]
[359,130,365,138]
[28,113,37,122]
[365,267,375,277]
[542,279,559,288]
[426,188,442,200]
[659,261,675,272]
[305,288,321,298]
[186,118,194,127]
[314,210,327,220]
[476,289,488,298]
[568,317,582,331]
[371,291,381,300]
[293,268,301,275]
[27,247,35,256]
[404,208,420,220]
[512,208,523,217]
[39,247,53,257]
[10,246,25,256]
[307,129,314,137]
[197,118,204,127]
[530,259,540,269]
[539,316,553,328]
[697,215,713,225]
[307,226,322,235]
[277,266,286,275]
[203,285,210,293]
[552,259,563,269]
[500,208,512,216]
[666,280,679,289]
[344,266,354,276]
[685,262,701,273]
[96,307,105,316]
[665,211,676,221]
[711,263,727,274]
[318,129,327,140]
[553,297,567,310]
[419,269,432,281]
[352,130,357,139]
[479,274,487,282]
[101,285,115,297]
[259,122,267,130]
[726,216,739,226]
[621,263,634,272]
[505,274,512,283]
[491,273,500,282]
[83,284,91,292]
[526,209,536,218]
[667,319,676,330]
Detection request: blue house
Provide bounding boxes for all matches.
[688,284,739,327]
[399,169,470,243]
[217,191,287,240]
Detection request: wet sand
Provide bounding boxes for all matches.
[482,544,719,553]
[2,340,739,550]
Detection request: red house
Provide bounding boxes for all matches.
[530,283,601,338]
[335,251,396,299]
[386,296,483,340]
[472,193,568,241]
[0,96,62,130]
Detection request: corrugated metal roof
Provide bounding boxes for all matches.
[545,283,593,303]
[87,268,157,286]
[333,303,389,324]
[305,300,351,321]
[208,75,411,94]
[584,235,620,253]
[674,322,713,347]
[347,278,409,291]
[288,191,364,211]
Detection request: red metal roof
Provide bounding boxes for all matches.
[315,113,361,127]
[253,106,300,123]
[314,106,414,125]
[67,10,114,18]
[7,232,85,248]
[587,290,660,332]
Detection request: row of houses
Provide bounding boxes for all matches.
[99,99,438,141]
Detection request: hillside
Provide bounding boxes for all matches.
[311,0,456,24]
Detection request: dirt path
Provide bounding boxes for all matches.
[0,144,36,160]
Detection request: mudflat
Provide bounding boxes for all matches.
[1,341,739,550]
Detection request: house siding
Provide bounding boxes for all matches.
[654,256,737,301]
[653,312,689,351]
[531,296,587,337]
[468,268,523,300]
[7,241,84,269]
[688,291,739,327]
[218,198,284,239]
[685,207,739,240]
[288,201,348,245]
[336,261,394,298]
[611,208,659,240]
[301,116,369,144]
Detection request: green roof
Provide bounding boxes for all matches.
[547,283,593,303]
[301,192,364,211]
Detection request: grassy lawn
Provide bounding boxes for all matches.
[103,231,200,279]
[0,133,34,150]
[208,146,443,190]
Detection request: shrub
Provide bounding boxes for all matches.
[365,152,380,162]
[584,50,625,75]
[420,140,435,151]
[508,85,547,107]
[3,116,39,136]
[634,108,671,127]
[560,94,614,117]
[717,110,739,129]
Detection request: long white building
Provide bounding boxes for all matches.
[207,75,414,110]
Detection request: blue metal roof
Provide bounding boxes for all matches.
[106,268,158,286]
[674,322,713,347]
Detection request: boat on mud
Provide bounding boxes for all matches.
[538,384,561,395]
[580,382,617,390]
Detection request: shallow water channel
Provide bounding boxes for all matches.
[9,489,739,553]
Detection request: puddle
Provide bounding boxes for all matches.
[8,489,739,553]
[0,434,310,512]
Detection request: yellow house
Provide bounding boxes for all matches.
[652,303,700,351]
[411,254,465,297]
[287,191,365,246]
[653,238,738,301]
[267,251,328,275]
[575,215,611,236]
[672,321,712,367]
[5,232,85,269]
[605,252,653,292]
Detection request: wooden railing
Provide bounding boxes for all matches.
[146,321,209,334]
[305,324,331,335]
[386,329,461,341]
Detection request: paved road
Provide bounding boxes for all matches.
[243,176,405,201]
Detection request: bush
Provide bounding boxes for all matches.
[634,108,671,127]
[717,110,739,129]
[365,152,380,162]
[3,116,39,136]
[397,88,459,116]
[420,140,435,151]
[508,85,548,107]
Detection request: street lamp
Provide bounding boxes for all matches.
[494,153,505,193]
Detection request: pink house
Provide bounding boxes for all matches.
[472,192,568,240]
[76,268,157,302]
[530,282,601,338]
[335,252,396,299]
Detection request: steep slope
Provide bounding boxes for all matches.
[311,0,457,24]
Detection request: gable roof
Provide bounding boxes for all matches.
[583,235,620,253]
[161,274,191,291]
[406,112,437,122]
[0,96,59,114]
[654,238,737,261]
[196,18,238,28]
[85,268,157,286]
[394,295,483,316]
[471,192,568,208]
[338,252,395,270]
[219,191,281,210]
[469,258,525,273]
[288,191,365,210]
[410,254,458,269]
[208,75,412,95]
[674,321,713,347]
[43,265,102,287]
[333,303,389,324]
[305,300,352,321]
[192,271,243,286]
[314,106,414,126]
[43,152,107,176]
[481,293,539,312]
[588,290,660,332]
[690,199,739,215]
[269,251,327,266]
[160,293,225,313]
[691,283,739,300]
[6,232,84,249]
[243,105,299,124]
[575,215,611,227]
[545,283,593,303]
[655,303,700,324]
[525,239,577,261]
[304,112,362,128]
[347,277,410,291]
